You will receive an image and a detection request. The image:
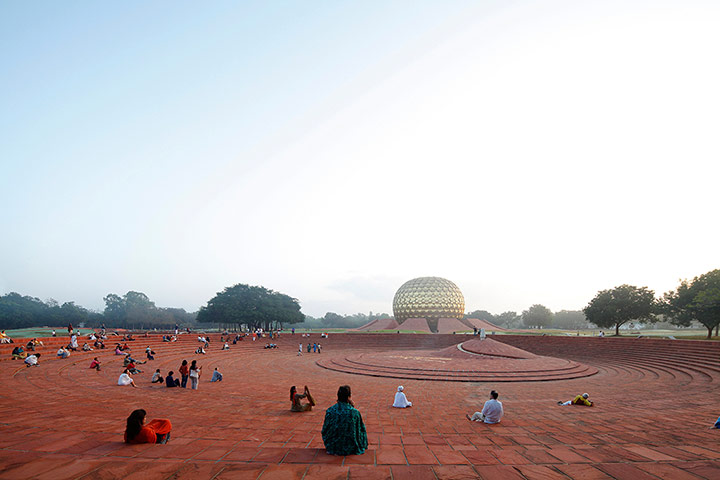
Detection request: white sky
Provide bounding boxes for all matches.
[1,0,718,316]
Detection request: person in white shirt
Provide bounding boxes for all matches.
[118,369,138,388]
[392,386,412,408]
[24,353,40,367]
[57,347,70,359]
[467,390,504,424]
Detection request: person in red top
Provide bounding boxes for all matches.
[124,409,172,444]
[178,359,189,388]
[89,357,101,371]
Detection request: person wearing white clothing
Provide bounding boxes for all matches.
[467,390,503,424]
[118,369,138,388]
[24,353,40,367]
[392,386,412,408]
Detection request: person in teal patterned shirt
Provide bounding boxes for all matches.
[321,385,368,455]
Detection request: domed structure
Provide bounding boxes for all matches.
[393,277,465,332]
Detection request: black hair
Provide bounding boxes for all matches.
[490,390,498,399]
[337,385,351,403]
[125,409,146,442]
[290,386,296,401]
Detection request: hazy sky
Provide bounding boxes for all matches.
[2,1,718,317]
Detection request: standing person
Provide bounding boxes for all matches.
[298,344,303,356]
[51,329,56,337]
[466,390,504,424]
[321,385,368,456]
[189,360,201,390]
[179,360,189,388]
[68,323,73,336]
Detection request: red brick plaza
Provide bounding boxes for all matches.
[1,332,719,479]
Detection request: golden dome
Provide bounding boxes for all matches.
[392,277,465,330]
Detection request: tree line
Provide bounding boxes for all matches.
[465,308,589,330]
[0,290,196,330]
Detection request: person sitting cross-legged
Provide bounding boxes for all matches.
[467,390,504,424]
[321,385,368,456]
[392,385,412,408]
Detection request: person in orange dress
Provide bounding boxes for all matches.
[124,409,172,444]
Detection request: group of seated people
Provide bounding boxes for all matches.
[57,346,70,359]
[161,335,177,342]
[11,345,27,359]
[264,343,278,349]
[93,339,106,349]
[122,334,135,342]
[115,343,131,355]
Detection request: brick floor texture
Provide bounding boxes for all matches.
[1,333,719,479]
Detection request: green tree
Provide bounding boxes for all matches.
[494,311,520,328]
[522,304,553,328]
[664,269,720,339]
[584,284,656,336]
[465,310,495,322]
[196,283,304,331]
[553,310,588,329]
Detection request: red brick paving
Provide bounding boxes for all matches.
[0,333,719,479]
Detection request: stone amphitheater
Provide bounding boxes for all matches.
[1,332,719,479]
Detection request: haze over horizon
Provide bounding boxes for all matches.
[2,1,719,318]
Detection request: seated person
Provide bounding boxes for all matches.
[118,369,138,388]
[11,346,26,359]
[82,343,92,351]
[290,385,316,411]
[165,371,180,387]
[89,357,101,371]
[57,347,70,359]
[392,386,412,408]
[321,385,368,455]
[24,353,40,367]
[124,409,172,444]
[146,347,155,360]
[170,335,177,342]
[115,345,125,355]
[195,346,206,354]
[26,340,36,351]
[558,393,593,406]
[211,368,223,382]
[467,390,504,424]
[125,360,142,374]
[221,342,229,350]
[0,330,12,343]
[151,369,163,383]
